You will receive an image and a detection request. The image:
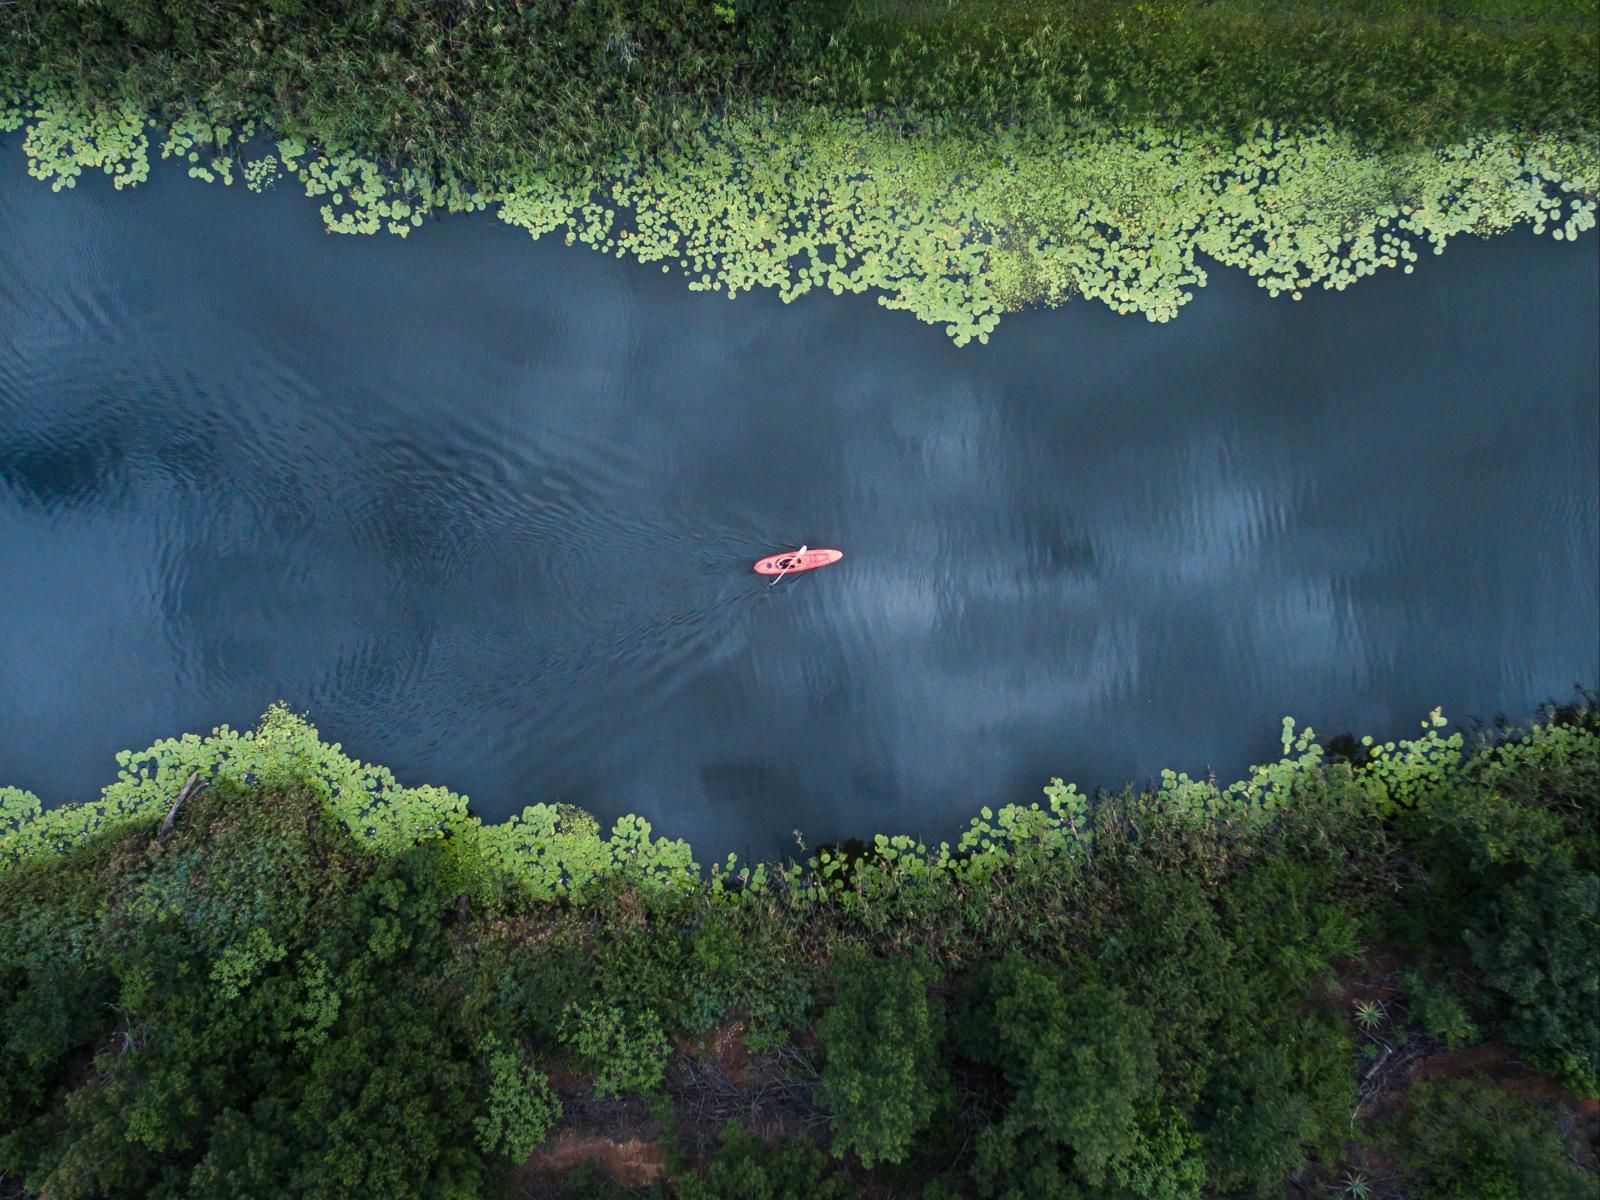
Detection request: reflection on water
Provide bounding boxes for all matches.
[1,151,1596,860]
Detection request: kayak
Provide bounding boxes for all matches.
[753,548,844,575]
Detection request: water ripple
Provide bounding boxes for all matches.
[1,152,1595,859]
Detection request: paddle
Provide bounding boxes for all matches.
[769,544,808,586]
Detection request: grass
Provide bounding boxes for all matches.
[2,0,1594,185]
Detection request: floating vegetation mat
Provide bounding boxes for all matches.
[5,89,1596,344]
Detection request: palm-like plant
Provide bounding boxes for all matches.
[1353,999,1386,1031]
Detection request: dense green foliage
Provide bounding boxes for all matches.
[0,786,509,1198]
[957,957,1168,1197]
[677,1124,859,1200]
[815,953,947,1167]
[559,1003,671,1101]
[2,701,1597,1196]
[3,0,1594,181]
[1383,1078,1594,1200]
[2,1,1596,340]
[1392,713,1600,1092]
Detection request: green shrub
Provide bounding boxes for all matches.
[1465,864,1600,1095]
[1200,1015,1352,1198]
[186,1107,298,1200]
[1108,1102,1206,1200]
[493,940,594,1046]
[816,952,948,1168]
[958,954,1161,1194]
[0,963,115,1179]
[1095,869,1234,1107]
[0,796,505,1199]
[1385,1077,1592,1200]
[1400,732,1600,1095]
[592,918,694,1031]
[473,1036,561,1160]
[1400,968,1481,1050]
[683,907,811,1043]
[678,1122,858,1200]
[558,1001,670,1099]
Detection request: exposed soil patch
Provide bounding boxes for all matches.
[508,1027,833,1195]
[511,1131,667,1194]
[701,1019,752,1089]
[1326,944,1415,1009]
[1414,1043,1600,1120]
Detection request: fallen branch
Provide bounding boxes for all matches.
[157,772,208,847]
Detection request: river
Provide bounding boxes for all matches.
[1,150,1596,860]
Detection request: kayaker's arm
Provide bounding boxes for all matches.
[770,545,809,585]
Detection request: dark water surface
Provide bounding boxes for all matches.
[2,151,1597,859]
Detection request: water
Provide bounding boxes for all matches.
[2,151,1596,861]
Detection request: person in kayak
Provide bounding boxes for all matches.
[775,545,809,570]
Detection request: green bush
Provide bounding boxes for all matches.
[0,791,510,1199]
[1465,864,1600,1094]
[678,1122,859,1200]
[558,1001,670,1099]
[591,918,695,1031]
[1385,1077,1592,1200]
[0,964,114,1179]
[957,954,1163,1195]
[1107,1102,1206,1200]
[473,1035,561,1160]
[816,953,948,1168]
[683,907,811,1044]
[1400,968,1481,1050]
[1094,870,1235,1108]
[1399,727,1600,1095]
[1200,1015,1352,1198]
[489,937,595,1048]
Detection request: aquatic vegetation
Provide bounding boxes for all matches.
[2,0,1595,338]
[475,115,1600,343]
[13,91,150,192]
[0,700,1551,912]
[0,701,703,903]
[6,87,1596,342]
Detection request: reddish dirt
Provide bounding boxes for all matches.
[1324,944,1415,1009]
[1413,1042,1600,1116]
[473,910,569,948]
[703,1019,752,1088]
[539,1058,587,1091]
[513,1131,667,1189]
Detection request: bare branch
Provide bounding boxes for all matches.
[157,772,208,847]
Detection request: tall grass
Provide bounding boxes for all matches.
[3,0,1594,184]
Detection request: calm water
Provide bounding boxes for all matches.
[2,151,1596,860]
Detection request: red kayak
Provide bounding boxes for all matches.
[753,548,843,575]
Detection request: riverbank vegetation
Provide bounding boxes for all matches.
[4,1,1597,178]
[2,1,1596,340]
[2,700,1596,1197]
